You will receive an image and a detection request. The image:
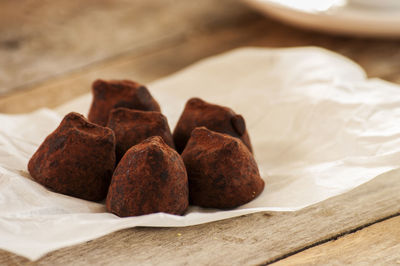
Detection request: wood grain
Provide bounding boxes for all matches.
[0,0,258,95]
[273,216,400,265]
[0,168,399,265]
[0,18,269,113]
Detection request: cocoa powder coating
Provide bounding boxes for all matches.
[173,98,252,153]
[28,112,116,201]
[88,79,161,126]
[181,127,264,209]
[107,108,175,162]
[106,136,189,217]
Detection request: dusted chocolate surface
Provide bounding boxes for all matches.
[106,136,188,217]
[28,112,116,201]
[173,97,252,153]
[181,127,264,209]
[107,108,175,162]
[88,79,161,126]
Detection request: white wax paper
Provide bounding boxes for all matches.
[1,47,400,260]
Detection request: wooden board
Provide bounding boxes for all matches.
[1,0,400,264]
[0,18,270,113]
[0,0,257,95]
[273,216,400,265]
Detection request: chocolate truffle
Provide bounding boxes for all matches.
[28,112,116,201]
[88,79,161,126]
[106,136,189,217]
[181,127,264,209]
[173,98,252,153]
[107,108,175,162]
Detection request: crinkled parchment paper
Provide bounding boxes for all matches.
[1,47,400,260]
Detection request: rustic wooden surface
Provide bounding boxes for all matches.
[1,0,400,265]
[274,215,400,266]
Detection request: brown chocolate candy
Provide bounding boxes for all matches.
[107,108,175,162]
[28,112,116,201]
[181,127,264,209]
[88,79,161,126]
[106,136,188,217]
[173,98,252,153]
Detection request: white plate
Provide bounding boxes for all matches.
[242,0,400,37]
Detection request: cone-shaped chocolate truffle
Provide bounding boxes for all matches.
[107,108,175,162]
[106,136,188,217]
[181,127,264,209]
[28,112,116,201]
[88,79,161,126]
[173,98,252,153]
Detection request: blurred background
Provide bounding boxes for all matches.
[0,0,399,112]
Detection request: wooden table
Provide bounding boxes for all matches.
[1,1,400,265]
